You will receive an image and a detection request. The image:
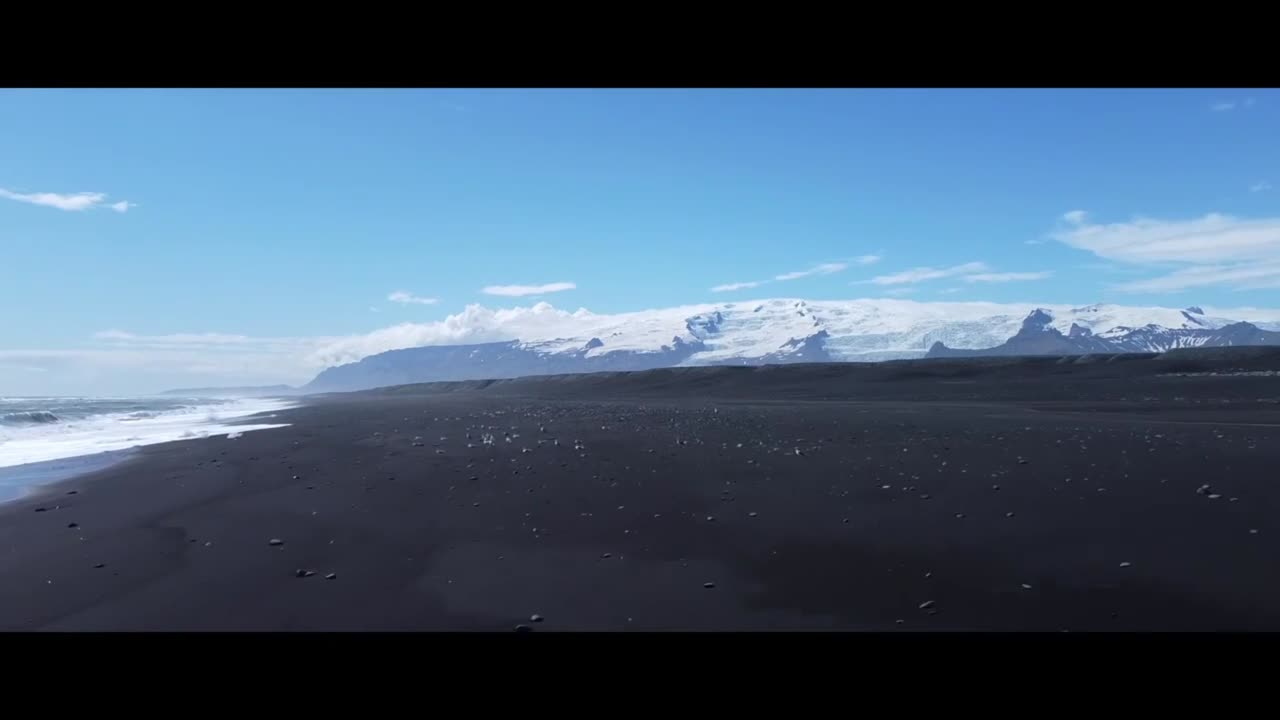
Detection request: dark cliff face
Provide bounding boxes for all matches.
[927,311,1280,359]
[759,330,834,364]
[304,337,711,393]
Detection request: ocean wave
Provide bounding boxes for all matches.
[0,397,297,470]
[0,411,61,426]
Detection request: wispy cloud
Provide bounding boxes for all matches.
[938,287,964,295]
[387,290,438,305]
[1063,210,1088,225]
[1251,181,1272,193]
[0,188,135,213]
[884,287,915,296]
[482,282,576,297]
[1052,210,1280,292]
[711,280,765,293]
[963,271,1053,283]
[775,262,848,281]
[1211,97,1256,112]
[868,261,990,286]
[713,256,877,293]
[1117,263,1280,293]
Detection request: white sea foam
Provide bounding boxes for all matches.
[0,397,296,469]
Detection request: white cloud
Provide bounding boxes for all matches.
[1251,181,1272,193]
[963,271,1053,283]
[868,261,990,286]
[775,262,848,281]
[1053,212,1280,265]
[0,188,134,212]
[711,280,764,293]
[1062,210,1088,225]
[1212,98,1257,112]
[308,302,600,368]
[1053,211,1280,293]
[852,254,882,266]
[1117,263,1280,293]
[387,291,438,305]
[482,282,576,297]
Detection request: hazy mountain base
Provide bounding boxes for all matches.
[313,346,1280,407]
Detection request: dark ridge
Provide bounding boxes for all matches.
[928,310,1280,359]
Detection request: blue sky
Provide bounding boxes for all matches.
[3,89,1278,394]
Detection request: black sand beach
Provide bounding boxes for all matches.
[3,353,1280,631]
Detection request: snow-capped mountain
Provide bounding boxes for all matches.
[927,306,1280,359]
[303,299,1280,392]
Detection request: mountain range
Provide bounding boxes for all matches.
[163,299,1280,395]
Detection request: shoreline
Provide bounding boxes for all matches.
[0,398,308,505]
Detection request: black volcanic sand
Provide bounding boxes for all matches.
[4,357,1280,631]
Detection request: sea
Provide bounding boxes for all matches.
[0,396,295,501]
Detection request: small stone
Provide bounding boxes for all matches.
[268,538,284,546]
[955,513,965,519]
[601,552,612,559]
[93,563,106,569]
[292,475,300,480]
[295,569,315,578]
[1196,484,1212,496]
[325,573,337,580]
[530,614,544,623]
[1021,583,1032,590]
[1119,562,1131,568]
[748,512,758,518]
[895,619,904,625]
[34,507,48,513]
[66,490,78,495]
[1207,494,1222,500]
[706,515,715,522]
[1249,529,1259,535]
[1005,512,1015,518]
[514,624,534,632]
[992,485,1000,491]
[703,582,716,589]
[67,522,79,529]
[920,494,931,500]
[919,600,935,610]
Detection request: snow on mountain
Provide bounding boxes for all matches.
[315,298,1280,368]
[300,298,1280,392]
